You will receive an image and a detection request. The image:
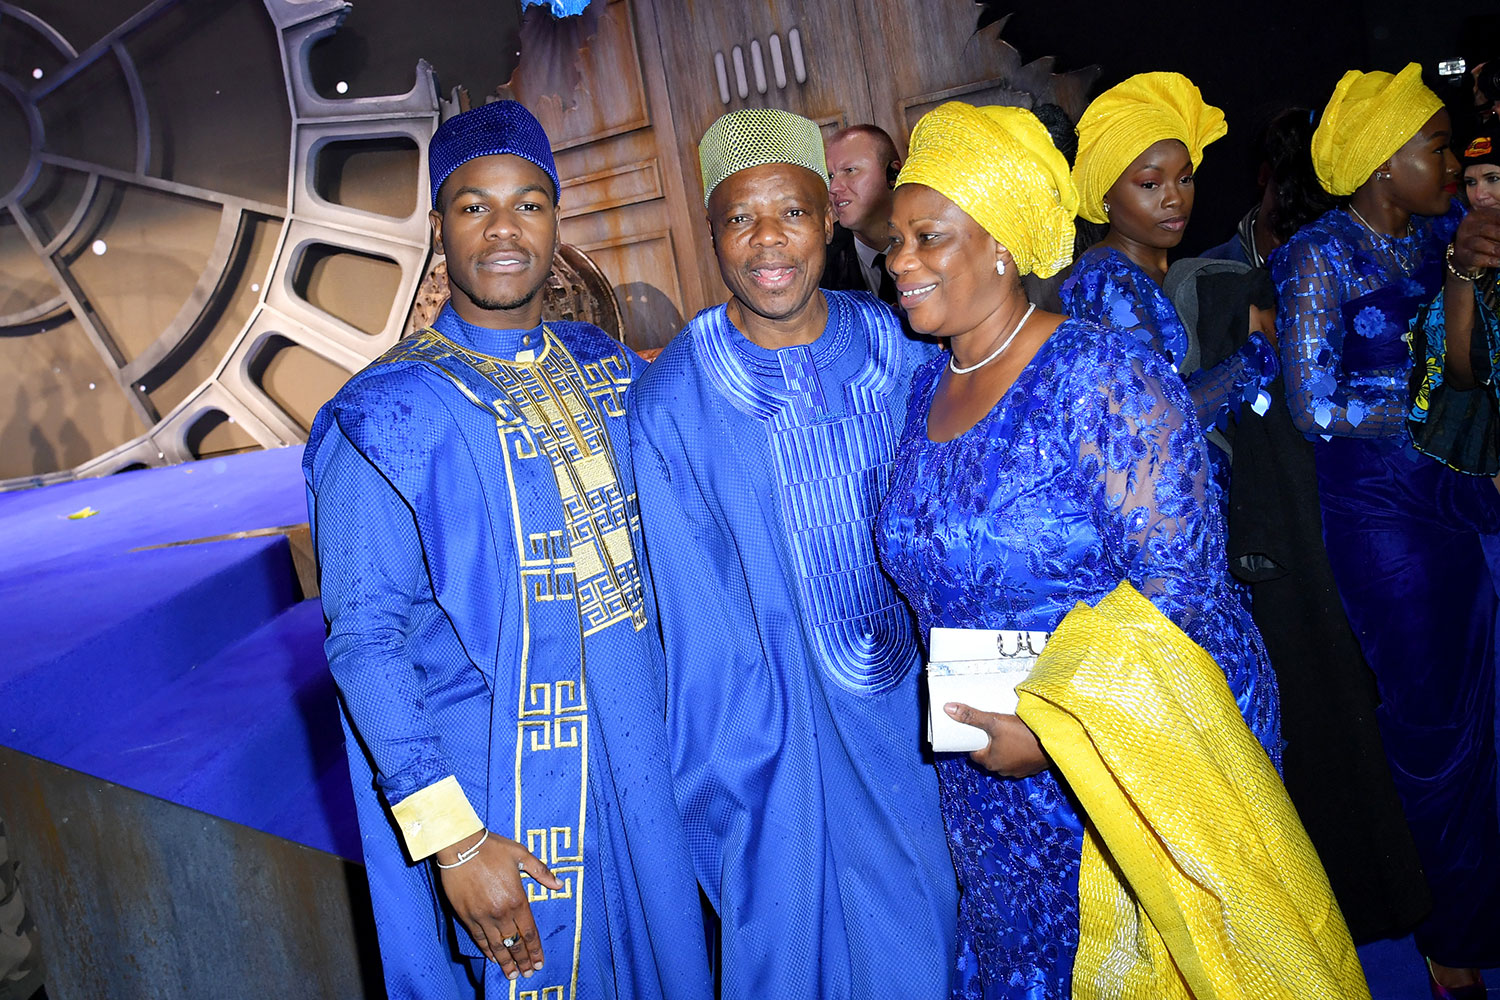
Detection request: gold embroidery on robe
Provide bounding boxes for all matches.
[386,325,645,1000]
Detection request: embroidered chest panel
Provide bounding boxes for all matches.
[697,310,917,694]
[391,327,647,636]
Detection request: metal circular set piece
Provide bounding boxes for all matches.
[0,0,442,490]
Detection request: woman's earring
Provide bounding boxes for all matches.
[1103,202,1111,215]
[995,259,1006,276]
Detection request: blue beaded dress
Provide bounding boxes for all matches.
[875,319,1280,999]
[628,290,957,1000]
[1271,204,1500,967]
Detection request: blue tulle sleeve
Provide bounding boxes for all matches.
[1187,335,1279,430]
[1071,338,1279,762]
[1072,343,1226,650]
[1272,234,1407,439]
[1063,251,1188,363]
[1062,248,1277,431]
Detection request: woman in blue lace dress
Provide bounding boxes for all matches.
[875,101,1280,1000]
[1272,63,1500,995]
[1060,73,1279,473]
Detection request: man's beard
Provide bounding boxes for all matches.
[449,266,548,313]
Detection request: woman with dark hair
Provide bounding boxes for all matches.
[1060,73,1279,461]
[1190,102,1435,948]
[1272,63,1500,997]
[1461,129,1500,210]
[1204,107,1336,266]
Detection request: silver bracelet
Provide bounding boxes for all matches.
[434,829,489,869]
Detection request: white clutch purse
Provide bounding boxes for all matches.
[926,627,1049,752]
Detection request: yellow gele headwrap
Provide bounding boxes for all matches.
[1073,72,1227,225]
[698,107,826,207]
[896,102,1079,279]
[1311,63,1444,196]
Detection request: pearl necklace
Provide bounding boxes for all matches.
[949,302,1036,375]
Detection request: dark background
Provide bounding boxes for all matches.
[17,0,1500,267]
[998,2,1500,253]
[4,0,1497,478]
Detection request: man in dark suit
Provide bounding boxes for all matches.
[820,125,902,306]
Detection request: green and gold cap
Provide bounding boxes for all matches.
[698,108,827,207]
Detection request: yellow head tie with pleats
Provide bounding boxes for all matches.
[896,102,1079,280]
[1311,63,1444,197]
[1073,72,1227,225]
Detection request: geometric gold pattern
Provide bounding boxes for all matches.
[387,322,645,1000]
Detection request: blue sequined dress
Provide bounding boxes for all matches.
[875,319,1280,999]
[1271,205,1500,967]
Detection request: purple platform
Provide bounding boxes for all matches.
[0,446,358,860]
[0,446,1494,994]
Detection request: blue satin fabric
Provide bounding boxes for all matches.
[1273,206,1500,967]
[628,291,957,1000]
[876,319,1280,999]
[305,306,713,999]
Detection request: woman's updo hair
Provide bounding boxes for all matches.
[1255,107,1335,242]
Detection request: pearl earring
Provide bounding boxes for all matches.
[995,260,1006,276]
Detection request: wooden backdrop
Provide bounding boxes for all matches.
[0,0,1096,481]
[503,0,1096,351]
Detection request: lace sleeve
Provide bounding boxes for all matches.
[1064,255,1182,363]
[1183,333,1278,429]
[1074,344,1227,647]
[1273,236,1406,438]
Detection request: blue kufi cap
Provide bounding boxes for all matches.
[428,100,561,209]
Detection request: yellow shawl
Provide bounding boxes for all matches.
[1015,583,1369,1000]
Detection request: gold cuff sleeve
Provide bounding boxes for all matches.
[390,775,485,861]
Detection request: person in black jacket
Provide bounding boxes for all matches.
[821,125,902,306]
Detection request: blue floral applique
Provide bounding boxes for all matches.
[1353,305,1387,340]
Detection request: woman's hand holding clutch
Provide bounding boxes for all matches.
[943,702,1049,778]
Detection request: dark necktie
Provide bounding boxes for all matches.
[871,251,898,306]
